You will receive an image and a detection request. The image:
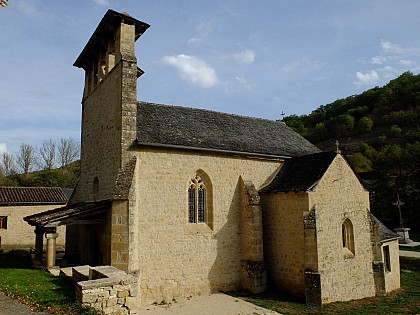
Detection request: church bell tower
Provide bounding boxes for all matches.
[73,10,149,201]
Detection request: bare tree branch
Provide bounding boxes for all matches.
[15,143,37,175]
[58,138,80,168]
[39,139,57,169]
[1,152,15,176]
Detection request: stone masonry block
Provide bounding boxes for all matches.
[117,290,129,298]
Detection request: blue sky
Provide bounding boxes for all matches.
[1,0,420,154]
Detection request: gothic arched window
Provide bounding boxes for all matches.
[188,175,206,224]
[342,218,355,255]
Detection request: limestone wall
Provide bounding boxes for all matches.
[0,205,65,250]
[383,240,400,292]
[74,265,138,315]
[74,65,123,203]
[72,22,137,204]
[309,154,376,303]
[134,148,281,305]
[260,191,307,297]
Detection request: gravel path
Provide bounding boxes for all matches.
[0,291,51,315]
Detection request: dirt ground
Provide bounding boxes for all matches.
[137,293,280,315]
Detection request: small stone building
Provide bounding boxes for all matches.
[25,10,400,308]
[0,187,67,251]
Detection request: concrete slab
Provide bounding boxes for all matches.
[59,266,73,278]
[400,250,420,258]
[47,266,60,277]
[399,242,420,247]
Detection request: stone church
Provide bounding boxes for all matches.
[25,10,400,307]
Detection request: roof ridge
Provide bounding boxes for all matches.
[137,101,286,125]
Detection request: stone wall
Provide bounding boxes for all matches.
[74,265,138,315]
[0,205,65,250]
[72,22,137,204]
[309,154,376,303]
[68,21,138,266]
[134,148,281,305]
[260,191,307,297]
[383,240,400,292]
[74,64,123,203]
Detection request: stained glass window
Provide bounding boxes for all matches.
[198,186,205,223]
[189,175,206,224]
[188,186,196,223]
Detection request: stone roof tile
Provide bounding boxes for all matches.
[260,151,337,193]
[371,214,400,243]
[136,102,320,157]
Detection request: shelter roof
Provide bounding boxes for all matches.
[0,187,68,206]
[371,215,400,243]
[24,199,111,227]
[136,102,320,157]
[260,151,337,193]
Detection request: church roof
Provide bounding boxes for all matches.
[260,151,337,193]
[136,102,320,157]
[0,187,68,206]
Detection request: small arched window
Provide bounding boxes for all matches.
[342,218,355,256]
[93,176,99,201]
[188,175,206,224]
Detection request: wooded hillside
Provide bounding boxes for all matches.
[284,71,420,231]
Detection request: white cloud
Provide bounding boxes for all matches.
[380,41,402,54]
[187,21,213,45]
[355,70,379,86]
[93,0,110,5]
[16,1,40,18]
[0,143,8,154]
[235,76,252,90]
[280,57,323,73]
[161,54,219,88]
[371,56,387,65]
[400,59,414,66]
[233,49,256,64]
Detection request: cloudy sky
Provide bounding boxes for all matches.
[1,0,420,154]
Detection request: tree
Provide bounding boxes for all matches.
[347,152,373,173]
[15,143,36,175]
[39,139,57,170]
[356,116,373,133]
[1,152,15,176]
[58,138,80,168]
[389,125,402,136]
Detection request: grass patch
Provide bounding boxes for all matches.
[235,257,420,315]
[0,252,98,314]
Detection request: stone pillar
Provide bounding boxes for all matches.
[45,230,58,268]
[111,200,130,272]
[240,178,267,293]
[34,226,45,262]
[303,207,321,305]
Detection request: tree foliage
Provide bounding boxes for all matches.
[283,71,420,231]
[0,138,80,188]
